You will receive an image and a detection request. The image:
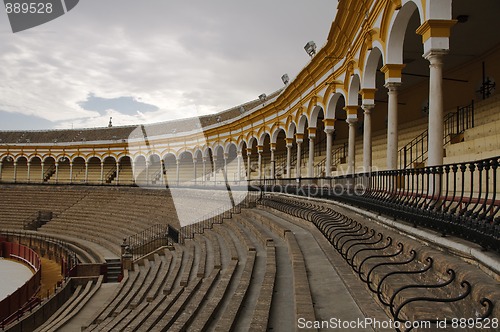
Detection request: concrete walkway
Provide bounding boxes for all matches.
[255,208,392,332]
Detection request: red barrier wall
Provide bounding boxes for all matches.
[0,241,41,323]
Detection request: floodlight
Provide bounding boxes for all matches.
[304,41,317,57]
[281,74,290,85]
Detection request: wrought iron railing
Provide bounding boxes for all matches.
[254,155,500,252]
[398,101,474,169]
[179,190,261,243]
[332,143,347,168]
[258,195,496,330]
[125,224,179,259]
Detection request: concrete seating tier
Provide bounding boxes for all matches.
[34,276,104,332]
[445,94,500,164]
[259,194,500,327]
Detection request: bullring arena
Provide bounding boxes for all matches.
[1,0,500,331]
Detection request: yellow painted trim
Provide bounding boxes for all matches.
[416,19,457,43]
[359,88,377,100]
[343,105,359,115]
[380,63,406,80]
[323,118,336,126]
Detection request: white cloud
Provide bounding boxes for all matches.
[0,1,338,130]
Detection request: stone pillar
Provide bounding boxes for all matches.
[69,162,73,184]
[360,88,376,173]
[55,162,59,184]
[40,161,44,182]
[13,161,17,183]
[223,153,229,182]
[237,151,243,181]
[257,146,263,179]
[85,162,89,183]
[386,83,401,170]
[247,148,252,180]
[426,51,447,166]
[381,64,405,170]
[307,128,316,177]
[100,161,104,184]
[361,104,374,173]
[323,118,336,177]
[116,161,120,185]
[270,143,276,179]
[344,105,359,175]
[193,159,197,185]
[286,138,293,178]
[213,157,217,184]
[176,159,180,186]
[295,133,304,178]
[202,157,207,184]
[27,160,31,183]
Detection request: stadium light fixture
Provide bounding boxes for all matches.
[281,74,290,85]
[304,41,317,57]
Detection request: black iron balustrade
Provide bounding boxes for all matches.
[179,190,260,243]
[125,224,178,259]
[257,195,496,331]
[253,155,500,252]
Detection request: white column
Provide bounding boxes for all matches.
[176,159,180,186]
[237,152,242,181]
[426,51,446,166]
[270,147,275,179]
[85,162,89,183]
[40,162,44,182]
[258,151,262,179]
[69,162,73,184]
[325,129,334,176]
[0,162,2,182]
[213,157,217,184]
[116,161,120,185]
[286,143,292,178]
[247,149,252,180]
[347,119,357,175]
[193,160,197,185]
[55,162,59,184]
[27,161,31,183]
[202,157,207,184]
[223,153,228,182]
[386,83,400,170]
[296,138,303,178]
[307,136,315,177]
[362,104,375,173]
[145,161,150,185]
[13,161,17,182]
[100,162,104,184]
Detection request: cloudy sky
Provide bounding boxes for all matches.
[0,1,337,131]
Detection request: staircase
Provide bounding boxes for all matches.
[106,258,122,283]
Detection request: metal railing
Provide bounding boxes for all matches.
[125,224,178,259]
[253,155,500,252]
[398,101,475,169]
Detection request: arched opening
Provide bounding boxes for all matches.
[103,156,118,185]
[42,157,56,183]
[86,156,102,184]
[162,153,176,187]
[133,155,147,186]
[117,156,134,185]
[28,156,42,183]
[225,143,239,182]
[72,157,86,184]
[178,151,194,185]
[15,156,29,183]
[56,156,71,184]
[271,129,287,178]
